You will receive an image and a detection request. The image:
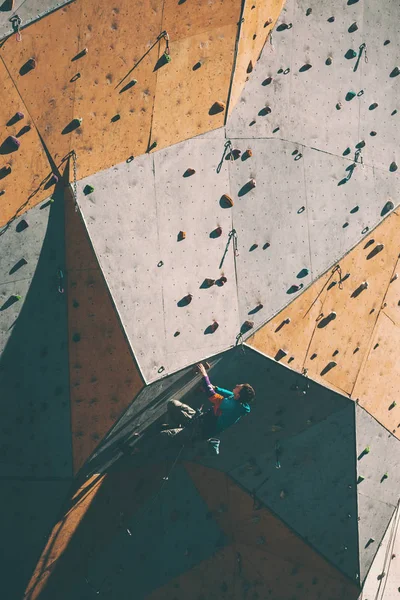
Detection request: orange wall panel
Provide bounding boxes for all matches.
[0,59,52,226]
[228,0,286,115]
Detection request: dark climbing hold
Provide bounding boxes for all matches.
[356,140,365,149]
[217,276,227,286]
[19,57,37,75]
[345,49,357,60]
[325,57,333,66]
[247,61,253,74]
[297,268,309,278]
[369,103,378,110]
[275,349,288,361]
[343,222,349,228]
[306,8,312,16]
[262,77,272,86]
[9,258,27,275]
[72,48,88,61]
[177,231,186,241]
[390,67,400,78]
[343,147,351,156]
[192,61,202,71]
[183,168,196,177]
[384,40,391,45]
[174,331,180,337]
[392,110,398,116]
[277,68,283,74]
[317,312,337,328]
[262,242,270,250]
[299,63,312,72]
[62,118,82,134]
[272,127,280,133]
[210,227,222,238]
[276,23,291,32]
[209,101,225,115]
[297,206,305,214]
[248,303,263,315]
[111,114,121,122]
[83,185,95,195]
[258,106,271,116]
[2,136,20,153]
[249,243,258,251]
[242,149,252,160]
[389,162,398,172]
[381,201,394,216]
[177,293,192,307]
[72,333,81,343]
[202,278,215,288]
[287,284,304,294]
[0,163,12,178]
[346,91,357,101]
[241,320,254,333]
[126,156,134,163]
[348,22,358,33]
[370,131,377,136]
[357,475,364,483]
[350,206,359,214]
[120,80,137,94]
[347,0,360,5]
[320,361,337,376]
[205,321,219,334]
[327,16,335,22]
[16,219,29,232]
[336,103,342,110]
[389,401,397,410]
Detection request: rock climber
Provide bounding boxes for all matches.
[161,362,255,454]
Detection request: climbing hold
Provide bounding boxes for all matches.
[217,276,227,286]
[382,472,389,480]
[231,148,241,159]
[210,321,219,332]
[345,49,357,59]
[184,168,196,177]
[325,57,333,66]
[27,58,37,70]
[178,231,186,241]
[306,8,312,16]
[210,101,226,114]
[1,163,12,176]
[364,446,370,454]
[242,320,254,332]
[389,161,398,172]
[163,51,171,63]
[214,227,222,237]
[250,243,258,251]
[336,103,342,110]
[284,318,291,325]
[391,274,398,282]
[148,141,157,151]
[279,490,287,499]
[299,63,312,72]
[249,178,256,188]
[5,136,20,150]
[346,91,357,101]
[126,156,134,163]
[203,278,215,288]
[83,185,95,195]
[262,242,270,250]
[244,149,252,158]
[370,131,377,136]
[328,16,335,22]
[348,22,358,32]
[369,102,378,110]
[262,77,272,86]
[111,114,121,122]
[390,67,400,78]
[220,194,233,208]
[0,190,5,196]
[275,349,288,361]
[13,294,21,301]
[15,111,24,121]
[360,281,369,290]
[174,331,180,337]
[356,140,365,149]
[247,61,253,74]
[389,401,397,409]
[264,18,273,27]
[357,475,364,483]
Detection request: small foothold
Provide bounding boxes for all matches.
[370,131,377,136]
[250,243,258,251]
[111,114,121,122]
[284,318,291,324]
[220,194,233,208]
[390,67,400,78]
[364,446,370,454]
[16,112,24,120]
[389,401,397,410]
[328,16,335,22]
[262,242,270,250]
[382,473,388,480]
[174,331,180,337]
[210,101,226,114]
[242,320,254,332]
[210,321,219,332]
[218,276,227,286]
[357,475,364,483]
[178,231,186,241]
[306,8,312,16]
[336,102,342,110]
[245,149,253,158]
[2,163,12,175]
[345,49,357,59]
[83,185,95,195]
[348,22,358,32]
[149,141,157,151]
[183,293,192,304]
[247,61,253,74]
[249,178,256,188]
[361,281,369,290]
[391,273,398,282]
[346,91,357,101]
[325,57,333,66]
[262,77,272,86]
[5,136,20,150]
[264,18,273,27]
[389,161,398,172]
[27,57,37,70]
[204,278,215,287]
[214,227,222,237]
[184,168,196,176]
[369,102,378,110]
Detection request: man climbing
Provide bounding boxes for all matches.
[161,363,255,454]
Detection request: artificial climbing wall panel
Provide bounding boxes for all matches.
[0,59,53,227]
[65,190,144,474]
[76,139,240,383]
[247,211,400,417]
[151,0,241,148]
[228,0,285,115]
[227,0,400,173]
[0,195,72,478]
[0,0,73,40]
[229,138,399,333]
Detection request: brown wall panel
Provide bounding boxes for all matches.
[65,191,144,473]
[228,0,286,115]
[0,59,53,226]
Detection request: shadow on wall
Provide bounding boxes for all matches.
[0,185,72,600]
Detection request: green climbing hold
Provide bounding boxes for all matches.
[389,401,397,409]
[382,472,388,480]
[346,91,357,101]
[164,52,171,63]
[345,49,357,59]
[14,294,21,301]
[84,185,95,195]
[364,446,370,454]
[357,475,364,483]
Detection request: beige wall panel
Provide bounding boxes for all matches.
[228,0,285,115]
[151,23,237,149]
[247,271,331,372]
[0,60,52,226]
[352,312,400,439]
[381,255,400,326]
[0,2,81,166]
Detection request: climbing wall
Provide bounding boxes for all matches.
[247,211,400,436]
[64,188,144,473]
[0,0,73,40]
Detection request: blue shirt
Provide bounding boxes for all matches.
[213,386,251,433]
